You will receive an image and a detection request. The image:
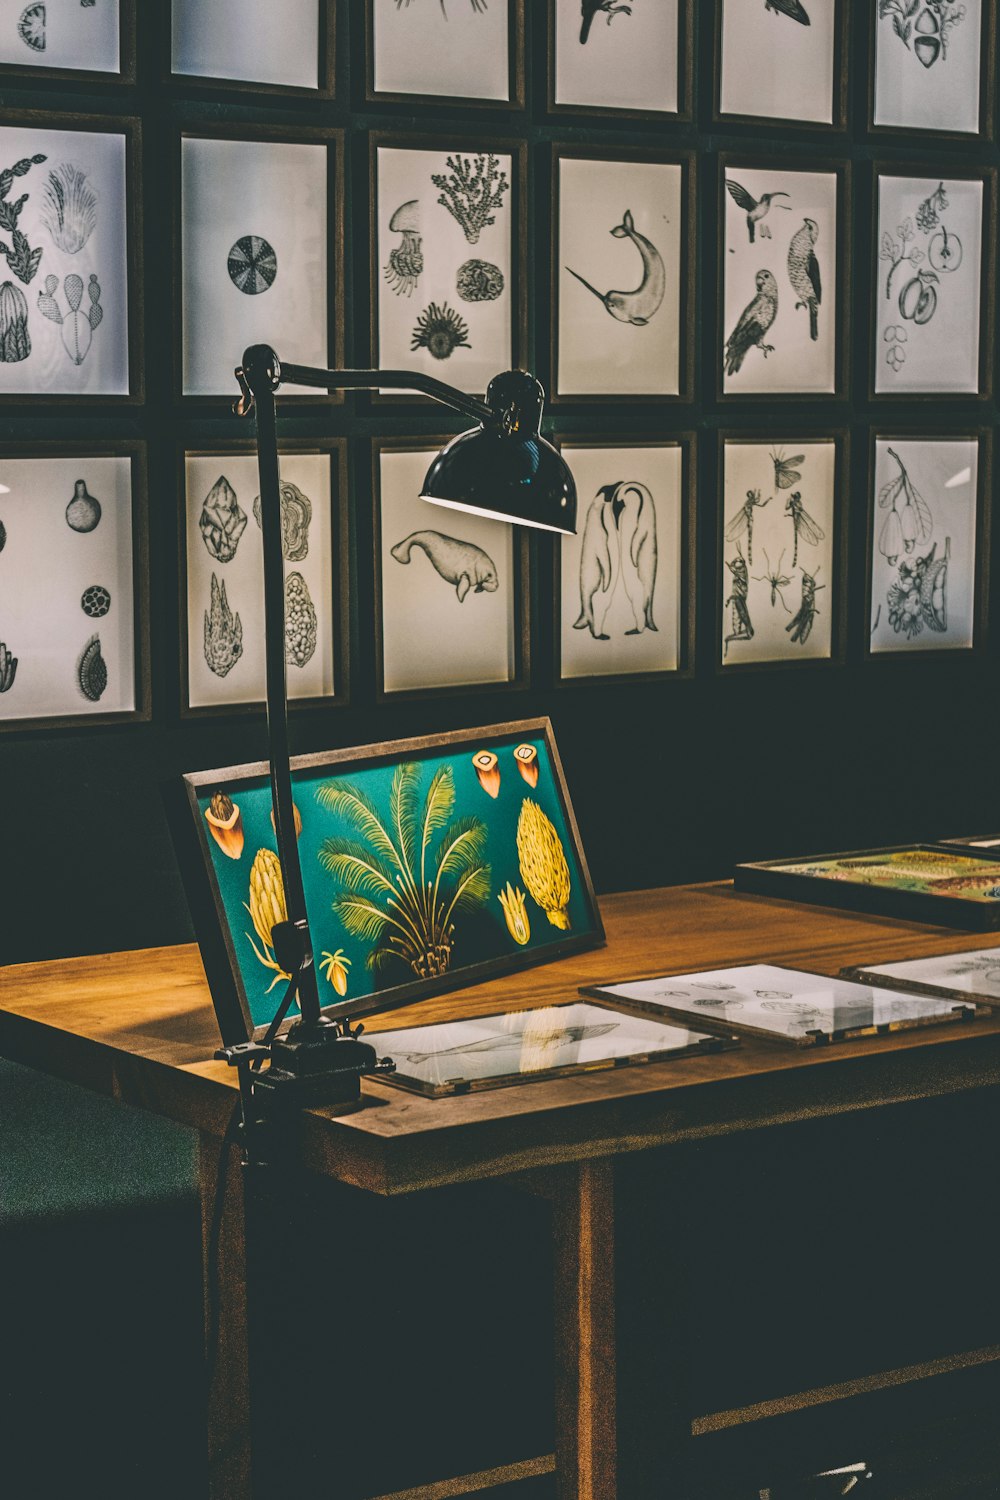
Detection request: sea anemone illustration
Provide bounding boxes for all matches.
[39,163,98,255]
[0,281,30,362]
[456,258,504,302]
[516,799,572,931]
[227,235,277,296]
[384,200,423,297]
[431,153,508,245]
[411,300,470,360]
[245,849,292,991]
[317,761,491,980]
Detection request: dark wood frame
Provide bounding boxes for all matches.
[715,429,850,676]
[717,152,851,403]
[173,717,606,1044]
[165,0,336,97]
[175,122,345,406]
[551,433,697,687]
[713,0,849,132]
[841,956,1000,1009]
[371,434,531,702]
[870,163,997,403]
[550,144,696,405]
[0,111,143,406]
[365,0,525,110]
[0,0,136,85]
[735,844,1000,932]
[177,439,351,720]
[868,0,996,141]
[0,440,150,734]
[863,427,991,665]
[368,131,528,405]
[546,0,694,122]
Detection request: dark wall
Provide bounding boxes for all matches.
[2,4,999,968]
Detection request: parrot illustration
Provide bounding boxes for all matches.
[724,269,778,376]
[579,0,633,44]
[725,179,791,244]
[787,218,821,342]
[765,0,810,21]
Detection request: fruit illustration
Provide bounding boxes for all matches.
[497,883,531,946]
[516,799,572,931]
[205,792,244,861]
[319,949,352,996]
[928,226,962,273]
[244,848,292,991]
[899,269,938,324]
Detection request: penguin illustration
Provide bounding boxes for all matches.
[616,482,658,634]
[573,481,658,639]
[573,485,620,640]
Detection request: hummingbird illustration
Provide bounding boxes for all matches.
[787,218,821,341]
[579,0,633,44]
[725,178,791,244]
[724,269,779,376]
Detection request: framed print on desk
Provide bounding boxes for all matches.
[0,0,133,83]
[548,0,691,120]
[366,0,524,108]
[871,0,994,138]
[170,0,334,95]
[716,0,847,129]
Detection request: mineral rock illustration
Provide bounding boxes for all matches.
[77,634,108,702]
[456,258,504,302]
[252,481,311,562]
[199,476,247,563]
[66,479,101,532]
[0,281,30,362]
[284,571,317,669]
[431,153,509,245]
[204,573,243,678]
[38,272,103,364]
[81,584,111,618]
[0,641,17,693]
[39,163,98,255]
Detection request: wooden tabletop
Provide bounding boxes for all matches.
[3,882,1000,1196]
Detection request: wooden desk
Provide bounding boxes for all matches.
[3,882,1000,1499]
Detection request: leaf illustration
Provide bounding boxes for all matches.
[389,762,420,888]
[880,232,896,260]
[421,766,455,869]
[878,472,905,510]
[909,249,923,267]
[316,779,401,869]
[333,893,395,946]
[434,816,489,881]
[318,838,398,899]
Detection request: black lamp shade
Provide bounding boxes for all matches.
[421,428,578,534]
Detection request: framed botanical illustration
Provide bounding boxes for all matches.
[548,0,691,120]
[179,126,342,401]
[716,0,847,129]
[873,168,994,397]
[373,439,529,698]
[554,437,695,684]
[0,0,134,82]
[719,156,848,398]
[843,946,1000,1007]
[0,443,149,731]
[179,442,348,716]
[172,718,604,1043]
[170,0,335,95]
[717,433,847,671]
[0,114,140,402]
[370,134,526,400]
[366,0,524,108]
[871,0,994,138]
[552,146,694,402]
[866,433,989,660]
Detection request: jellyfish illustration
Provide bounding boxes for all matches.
[384,200,423,297]
[411,301,470,360]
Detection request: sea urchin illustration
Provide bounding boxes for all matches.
[410,300,470,360]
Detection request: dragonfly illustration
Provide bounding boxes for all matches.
[725,488,771,566]
[784,490,825,567]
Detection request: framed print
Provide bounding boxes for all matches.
[0,0,133,82]
[873,169,993,397]
[718,434,846,671]
[0,444,148,731]
[179,127,342,401]
[172,718,604,1043]
[554,437,695,683]
[373,439,528,698]
[872,0,993,138]
[371,134,525,400]
[716,0,847,129]
[367,0,524,108]
[0,114,139,402]
[843,947,1000,1008]
[720,157,847,398]
[170,0,334,95]
[866,433,989,659]
[553,147,693,402]
[548,0,691,120]
[180,443,348,716]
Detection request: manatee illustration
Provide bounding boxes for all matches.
[390,530,499,603]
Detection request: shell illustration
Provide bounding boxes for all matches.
[81,584,111,618]
[497,883,531,945]
[284,571,317,669]
[39,163,98,255]
[472,750,501,798]
[199,476,247,563]
[456,258,504,303]
[66,479,101,532]
[384,200,423,297]
[227,235,277,295]
[513,743,539,788]
[204,573,243,677]
[0,282,30,363]
[77,634,107,702]
[0,641,17,693]
[252,481,311,561]
[205,791,244,860]
[244,848,292,990]
[516,799,572,931]
[18,3,45,51]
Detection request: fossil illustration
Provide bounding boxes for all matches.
[0,282,30,362]
[38,272,103,364]
[579,0,634,43]
[66,479,101,532]
[517,798,572,930]
[77,634,107,701]
[753,550,793,612]
[81,584,111,619]
[411,300,470,359]
[432,153,509,245]
[574,480,658,639]
[0,641,17,693]
[18,4,46,50]
[284,571,318,669]
[199,476,247,563]
[252,481,311,561]
[391,529,498,601]
[786,567,823,645]
[456,258,504,302]
[787,218,821,341]
[724,546,754,656]
[784,491,825,568]
[227,235,277,296]
[39,163,98,255]
[887,538,949,638]
[384,201,423,297]
[725,179,790,244]
[0,153,46,284]
[566,209,664,326]
[764,0,810,21]
[725,488,771,566]
[204,573,243,678]
[879,0,966,66]
[878,448,932,565]
[725,269,779,376]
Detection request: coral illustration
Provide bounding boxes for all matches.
[456,258,504,302]
[38,272,103,364]
[77,634,107,702]
[284,572,318,669]
[203,573,243,678]
[411,301,470,360]
[39,163,98,255]
[517,799,572,930]
[0,641,17,693]
[384,201,423,297]
[0,153,46,285]
[199,476,247,563]
[252,481,311,561]
[431,153,508,245]
[0,281,30,362]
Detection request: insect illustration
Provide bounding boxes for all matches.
[724,269,779,376]
[786,566,824,645]
[725,179,791,244]
[784,491,825,567]
[753,549,793,612]
[724,544,754,656]
[770,447,805,491]
[725,488,771,566]
[566,209,665,326]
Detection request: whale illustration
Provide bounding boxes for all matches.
[566,209,666,326]
[391,529,499,602]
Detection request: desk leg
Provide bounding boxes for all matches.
[199,1129,252,1500]
[550,1159,618,1500]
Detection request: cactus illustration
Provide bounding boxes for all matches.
[0,641,17,693]
[0,281,30,362]
[0,153,46,285]
[38,272,103,365]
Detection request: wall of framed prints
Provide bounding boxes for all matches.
[2,0,999,965]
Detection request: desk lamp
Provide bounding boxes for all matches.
[218,344,577,1122]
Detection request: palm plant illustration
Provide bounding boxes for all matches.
[317,763,491,980]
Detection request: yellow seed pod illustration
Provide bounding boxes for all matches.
[516,799,572,931]
[498,883,531,945]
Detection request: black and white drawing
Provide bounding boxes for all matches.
[251,481,311,561]
[722,163,838,395]
[384,201,423,296]
[77,632,108,701]
[411,300,470,359]
[869,437,980,655]
[572,482,657,639]
[551,0,680,115]
[579,1,633,42]
[199,476,247,563]
[556,154,683,397]
[203,574,243,679]
[0,279,30,361]
[0,151,46,284]
[226,235,277,296]
[81,584,111,618]
[38,271,103,364]
[456,258,503,301]
[719,0,838,125]
[2,0,121,74]
[39,162,98,254]
[875,174,983,394]
[65,478,101,532]
[0,642,16,693]
[171,0,322,90]
[874,0,983,134]
[284,571,317,668]
[721,438,837,666]
[432,152,508,243]
[371,0,513,103]
[391,529,499,602]
[762,1,809,21]
[850,946,1000,1002]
